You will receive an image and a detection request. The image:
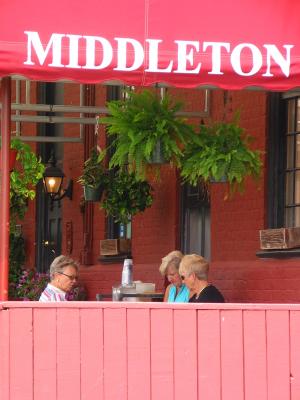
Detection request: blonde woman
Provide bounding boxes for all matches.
[159,250,189,302]
[179,254,224,303]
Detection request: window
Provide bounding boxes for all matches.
[284,97,300,226]
[267,92,300,228]
[267,93,286,228]
[180,182,210,259]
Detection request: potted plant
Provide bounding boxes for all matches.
[9,138,45,230]
[0,136,36,171]
[100,89,195,180]
[101,170,154,224]
[9,268,87,301]
[78,147,108,201]
[180,114,262,193]
[9,269,50,300]
[8,230,26,299]
[0,146,17,170]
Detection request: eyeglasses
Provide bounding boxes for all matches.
[57,272,78,281]
[180,274,191,281]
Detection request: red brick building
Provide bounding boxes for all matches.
[10,81,300,303]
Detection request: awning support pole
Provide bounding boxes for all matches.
[0,77,11,301]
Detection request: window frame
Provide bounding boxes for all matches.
[257,92,300,258]
[267,92,286,228]
[180,181,211,259]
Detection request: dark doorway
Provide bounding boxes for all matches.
[35,83,63,272]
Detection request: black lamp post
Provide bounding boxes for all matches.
[43,153,73,202]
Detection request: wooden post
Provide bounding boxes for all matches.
[0,77,11,300]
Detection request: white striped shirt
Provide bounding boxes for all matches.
[39,283,67,302]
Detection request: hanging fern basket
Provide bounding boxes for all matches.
[148,140,167,164]
[84,184,105,202]
[210,175,228,183]
[101,89,195,180]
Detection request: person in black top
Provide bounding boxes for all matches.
[179,254,225,303]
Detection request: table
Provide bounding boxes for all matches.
[96,292,164,301]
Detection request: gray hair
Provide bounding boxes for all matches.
[179,254,209,281]
[159,250,184,276]
[49,255,79,280]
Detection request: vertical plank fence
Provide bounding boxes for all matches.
[1,302,300,400]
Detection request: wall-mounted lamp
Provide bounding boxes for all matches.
[43,153,73,202]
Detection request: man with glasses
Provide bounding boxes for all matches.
[39,255,79,302]
[179,254,224,303]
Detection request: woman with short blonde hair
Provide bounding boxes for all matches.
[179,254,224,303]
[159,250,189,302]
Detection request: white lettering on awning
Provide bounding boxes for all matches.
[114,38,144,71]
[82,36,113,70]
[173,40,201,74]
[24,31,65,67]
[23,31,293,79]
[65,34,81,69]
[145,39,173,73]
[203,42,230,75]
[231,43,262,76]
[263,44,293,77]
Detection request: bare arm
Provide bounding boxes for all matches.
[163,284,171,302]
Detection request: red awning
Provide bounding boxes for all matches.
[1,0,300,89]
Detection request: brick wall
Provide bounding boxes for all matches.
[210,260,300,303]
[8,82,300,303]
[75,89,300,303]
[66,164,179,300]
[57,86,182,299]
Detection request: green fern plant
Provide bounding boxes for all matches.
[9,138,45,229]
[101,170,153,224]
[180,114,262,193]
[100,89,195,180]
[77,147,108,188]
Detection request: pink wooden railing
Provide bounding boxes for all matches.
[1,301,300,400]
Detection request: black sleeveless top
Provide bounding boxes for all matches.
[189,285,225,303]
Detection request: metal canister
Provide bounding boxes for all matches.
[112,285,122,301]
[121,258,133,286]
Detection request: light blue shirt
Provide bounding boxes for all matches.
[168,284,189,303]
